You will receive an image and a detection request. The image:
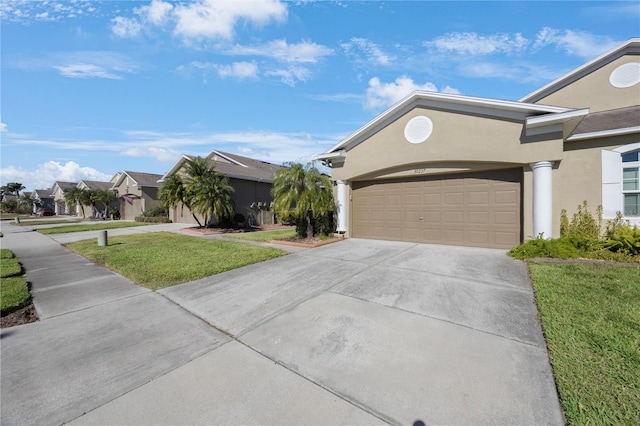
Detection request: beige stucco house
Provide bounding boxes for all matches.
[51,181,77,215]
[317,38,640,249]
[160,150,285,226]
[74,180,119,218]
[111,171,164,220]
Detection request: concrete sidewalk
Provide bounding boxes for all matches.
[0,221,563,425]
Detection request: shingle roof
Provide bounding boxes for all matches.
[208,151,285,183]
[123,171,164,187]
[33,189,53,198]
[79,180,114,191]
[53,181,77,191]
[570,105,640,135]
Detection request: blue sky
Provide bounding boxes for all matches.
[1,0,639,192]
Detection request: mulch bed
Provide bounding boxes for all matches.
[184,224,295,235]
[1,303,39,329]
[268,236,345,248]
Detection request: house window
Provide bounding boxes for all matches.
[622,150,640,217]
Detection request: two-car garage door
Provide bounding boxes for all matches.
[352,169,522,249]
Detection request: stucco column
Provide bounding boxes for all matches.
[530,161,554,239]
[336,180,347,233]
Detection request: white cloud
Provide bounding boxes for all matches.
[426,32,529,55]
[341,37,395,66]
[0,122,7,133]
[364,76,460,110]
[462,60,563,83]
[111,0,288,41]
[533,27,621,58]
[52,63,122,80]
[224,39,334,64]
[265,66,311,86]
[0,161,111,192]
[217,61,259,79]
[172,0,287,41]
[137,0,173,26]
[120,147,181,162]
[309,93,362,103]
[111,16,142,38]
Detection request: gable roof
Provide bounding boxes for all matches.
[51,181,77,193]
[160,150,285,183]
[78,180,113,191]
[32,189,53,199]
[317,90,578,159]
[112,171,164,188]
[567,105,640,141]
[520,38,640,103]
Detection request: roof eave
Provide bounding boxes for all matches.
[567,126,640,142]
[520,38,640,103]
[322,90,573,155]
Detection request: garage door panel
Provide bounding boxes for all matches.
[352,168,522,249]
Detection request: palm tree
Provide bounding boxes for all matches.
[93,189,117,218]
[271,162,334,238]
[159,174,187,221]
[183,157,234,227]
[64,187,82,217]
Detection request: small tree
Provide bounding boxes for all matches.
[271,162,334,238]
[93,189,117,218]
[159,174,187,221]
[1,182,25,197]
[183,157,234,227]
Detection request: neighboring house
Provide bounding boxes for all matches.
[31,189,55,214]
[111,171,164,220]
[51,181,78,215]
[317,38,640,249]
[75,180,119,218]
[160,150,285,225]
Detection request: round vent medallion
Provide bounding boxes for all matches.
[609,62,640,88]
[404,115,433,144]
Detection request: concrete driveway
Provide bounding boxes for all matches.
[0,222,563,425]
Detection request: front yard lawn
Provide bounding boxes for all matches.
[0,249,31,316]
[38,221,151,235]
[65,232,287,290]
[529,262,640,425]
[223,228,297,242]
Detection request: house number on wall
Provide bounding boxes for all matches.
[414,168,426,174]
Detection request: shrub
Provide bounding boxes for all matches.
[508,237,582,260]
[134,216,172,223]
[560,201,602,242]
[108,208,121,220]
[142,206,169,218]
[0,249,15,259]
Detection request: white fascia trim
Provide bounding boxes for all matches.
[568,126,640,142]
[321,91,571,155]
[315,150,347,161]
[613,142,640,153]
[158,154,193,182]
[520,38,640,103]
[525,108,589,136]
[209,150,248,168]
[526,108,589,128]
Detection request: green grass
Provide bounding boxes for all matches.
[38,221,151,235]
[17,219,83,226]
[223,228,297,242]
[529,262,640,425]
[1,249,15,259]
[1,258,22,278]
[0,249,31,314]
[65,232,287,290]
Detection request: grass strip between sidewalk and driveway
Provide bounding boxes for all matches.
[0,249,31,315]
[223,228,297,242]
[65,231,287,290]
[37,221,151,235]
[529,262,640,425]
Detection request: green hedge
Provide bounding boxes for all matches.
[134,216,172,223]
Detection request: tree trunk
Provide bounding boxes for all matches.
[192,213,203,228]
[306,212,313,239]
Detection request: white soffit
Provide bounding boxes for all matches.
[568,126,640,141]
